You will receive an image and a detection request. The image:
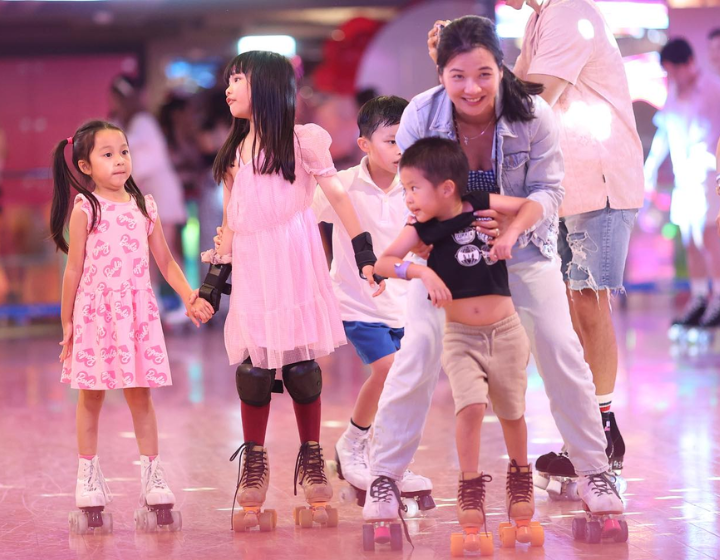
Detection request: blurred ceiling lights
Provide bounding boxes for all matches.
[238,35,297,57]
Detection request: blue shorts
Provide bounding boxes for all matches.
[558,201,638,292]
[343,321,404,365]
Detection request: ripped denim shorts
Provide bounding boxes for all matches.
[558,200,638,292]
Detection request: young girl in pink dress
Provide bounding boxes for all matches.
[200,51,383,530]
[50,120,213,534]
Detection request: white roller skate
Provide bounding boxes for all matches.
[362,476,410,552]
[332,424,371,507]
[573,471,627,544]
[230,443,276,532]
[69,456,113,535]
[399,470,435,517]
[293,441,338,528]
[134,455,182,532]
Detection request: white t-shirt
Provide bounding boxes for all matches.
[311,157,408,328]
[126,112,187,225]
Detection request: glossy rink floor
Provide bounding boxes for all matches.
[1,293,720,560]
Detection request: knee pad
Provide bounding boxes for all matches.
[236,360,276,406]
[281,360,322,404]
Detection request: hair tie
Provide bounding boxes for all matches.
[66,136,73,145]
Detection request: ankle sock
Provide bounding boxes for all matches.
[350,418,370,431]
[78,454,96,461]
[597,393,613,413]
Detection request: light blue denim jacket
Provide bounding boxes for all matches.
[396,84,564,260]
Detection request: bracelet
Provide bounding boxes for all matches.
[394,261,412,280]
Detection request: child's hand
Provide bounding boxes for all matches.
[59,321,73,362]
[489,230,520,261]
[362,265,386,297]
[213,226,223,250]
[420,269,452,308]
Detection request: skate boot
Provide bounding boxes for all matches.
[399,469,435,517]
[603,411,626,490]
[69,456,113,534]
[134,455,182,532]
[697,296,720,345]
[229,442,276,532]
[362,476,409,551]
[533,451,579,500]
[450,473,494,557]
[573,471,627,544]
[332,424,371,507]
[499,461,544,549]
[293,441,338,528]
[669,295,706,342]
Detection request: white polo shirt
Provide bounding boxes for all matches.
[312,157,408,329]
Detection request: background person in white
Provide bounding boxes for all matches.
[645,39,720,331]
[312,96,430,498]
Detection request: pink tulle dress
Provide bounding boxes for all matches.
[223,124,346,369]
[61,193,171,390]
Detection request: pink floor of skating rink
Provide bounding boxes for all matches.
[1,292,719,560]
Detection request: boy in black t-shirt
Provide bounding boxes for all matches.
[375,137,544,542]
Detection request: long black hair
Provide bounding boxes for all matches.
[213,51,297,185]
[50,120,149,253]
[437,16,544,123]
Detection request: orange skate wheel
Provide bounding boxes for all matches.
[258,511,275,532]
[326,506,339,528]
[499,522,516,548]
[292,506,302,525]
[232,511,247,532]
[530,522,544,547]
[299,508,314,529]
[450,533,465,557]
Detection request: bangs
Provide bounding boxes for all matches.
[224,54,253,84]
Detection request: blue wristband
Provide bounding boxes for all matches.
[394,261,412,280]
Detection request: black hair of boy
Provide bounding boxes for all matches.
[357,95,409,139]
[660,38,694,66]
[399,137,469,196]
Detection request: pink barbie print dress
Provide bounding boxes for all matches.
[61,193,171,390]
[223,124,346,369]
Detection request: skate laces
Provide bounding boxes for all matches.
[82,459,112,502]
[459,473,492,534]
[369,476,414,549]
[229,442,266,530]
[586,471,621,499]
[506,461,533,509]
[293,442,327,496]
[146,460,170,491]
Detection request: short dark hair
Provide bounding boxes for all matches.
[660,38,694,66]
[710,28,720,41]
[399,138,469,196]
[357,95,409,138]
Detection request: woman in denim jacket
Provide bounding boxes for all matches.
[364,15,623,526]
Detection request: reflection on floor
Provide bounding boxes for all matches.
[1,293,719,559]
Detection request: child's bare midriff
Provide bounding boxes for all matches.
[445,294,516,326]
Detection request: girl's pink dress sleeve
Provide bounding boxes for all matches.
[144,194,158,235]
[296,124,337,178]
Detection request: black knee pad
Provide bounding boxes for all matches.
[281,360,322,404]
[236,360,276,406]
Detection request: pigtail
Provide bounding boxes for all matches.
[499,66,545,124]
[49,139,101,253]
[125,176,150,220]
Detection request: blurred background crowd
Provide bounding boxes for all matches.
[0,0,719,335]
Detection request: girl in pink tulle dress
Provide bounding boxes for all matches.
[50,120,213,528]
[199,51,383,524]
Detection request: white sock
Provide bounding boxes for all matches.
[597,393,613,413]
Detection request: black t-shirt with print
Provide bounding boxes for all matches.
[412,191,511,300]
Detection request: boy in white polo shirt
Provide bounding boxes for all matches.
[313,96,430,502]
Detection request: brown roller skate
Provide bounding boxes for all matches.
[293,441,338,528]
[499,460,544,548]
[229,442,276,532]
[450,473,494,557]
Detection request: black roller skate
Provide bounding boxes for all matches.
[533,452,579,501]
[669,295,706,343]
[603,411,627,495]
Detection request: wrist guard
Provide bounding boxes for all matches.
[199,263,232,314]
[351,232,378,279]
